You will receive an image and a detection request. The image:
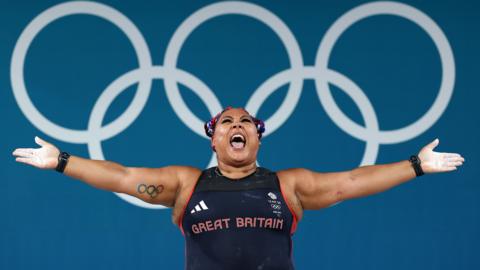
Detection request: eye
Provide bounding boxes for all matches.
[221,119,232,124]
[241,118,252,123]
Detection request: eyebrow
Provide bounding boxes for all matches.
[220,115,251,121]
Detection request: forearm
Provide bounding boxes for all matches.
[342,160,417,200]
[63,156,128,192]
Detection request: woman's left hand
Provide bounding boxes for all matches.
[418,138,465,173]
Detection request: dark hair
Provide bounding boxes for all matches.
[204,107,265,139]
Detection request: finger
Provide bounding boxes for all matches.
[448,161,463,167]
[15,157,38,167]
[424,138,439,150]
[443,153,461,158]
[12,149,35,157]
[13,148,34,153]
[35,136,49,147]
[440,166,457,172]
[444,155,464,162]
[450,157,465,163]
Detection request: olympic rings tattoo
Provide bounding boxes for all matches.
[137,184,164,199]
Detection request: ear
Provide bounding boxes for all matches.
[211,140,216,152]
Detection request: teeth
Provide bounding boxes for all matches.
[230,134,246,144]
[233,134,244,140]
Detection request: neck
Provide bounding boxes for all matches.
[217,160,257,180]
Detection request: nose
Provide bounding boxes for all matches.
[232,122,243,129]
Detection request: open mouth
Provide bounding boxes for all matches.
[230,134,246,149]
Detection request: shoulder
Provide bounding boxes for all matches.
[153,165,203,192]
[276,168,315,199]
[277,168,313,184]
[171,165,202,180]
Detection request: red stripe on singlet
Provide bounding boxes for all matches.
[177,177,200,236]
[278,180,298,235]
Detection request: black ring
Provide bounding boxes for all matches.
[137,184,147,194]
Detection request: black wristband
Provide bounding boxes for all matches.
[56,152,70,173]
[409,155,424,177]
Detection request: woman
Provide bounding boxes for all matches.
[12,107,464,270]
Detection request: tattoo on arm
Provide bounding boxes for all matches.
[137,183,164,199]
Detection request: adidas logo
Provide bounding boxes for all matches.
[190,200,209,214]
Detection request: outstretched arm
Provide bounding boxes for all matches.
[280,138,465,212]
[12,136,200,207]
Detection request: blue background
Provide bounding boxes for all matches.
[1,0,478,269]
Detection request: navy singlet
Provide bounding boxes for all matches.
[179,167,298,270]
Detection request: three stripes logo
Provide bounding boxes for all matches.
[190,200,209,214]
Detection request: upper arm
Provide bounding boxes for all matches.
[279,168,351,210]
[119,165,201,207]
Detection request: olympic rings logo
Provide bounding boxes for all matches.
[137,184,165,199]
[10,1,455,209]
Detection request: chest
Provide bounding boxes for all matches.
[190,189,287,217]
[183,189,292,235]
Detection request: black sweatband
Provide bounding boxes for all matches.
[56,152,70,173]
[409,155,424,177]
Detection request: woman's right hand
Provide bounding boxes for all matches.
[12,136,60,170]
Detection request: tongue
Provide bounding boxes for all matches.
[232,142,245,149]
